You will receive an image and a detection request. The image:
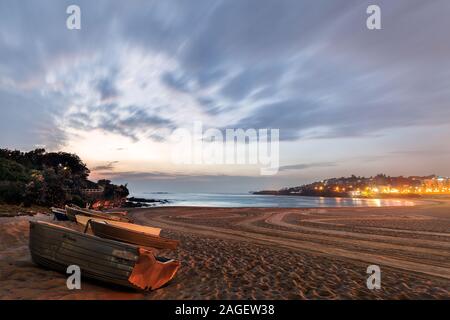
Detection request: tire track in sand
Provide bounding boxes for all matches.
[133,210,450,281]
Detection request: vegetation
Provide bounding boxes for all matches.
[0,148,129,207]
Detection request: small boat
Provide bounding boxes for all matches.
[87,219,179,250]
[65,205,131,223]
[106,210,128,216]
[29,221,180,290]
[76,215,161,236]
[51,207,69,221]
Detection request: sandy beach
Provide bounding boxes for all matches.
[0,200,449,299]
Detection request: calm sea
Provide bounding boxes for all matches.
[132,192,416,208]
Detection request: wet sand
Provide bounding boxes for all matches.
[0,200,449,299]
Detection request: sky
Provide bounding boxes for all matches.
[1,0,450,193]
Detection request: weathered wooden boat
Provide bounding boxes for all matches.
[65,205,131,223]
[76,215,161,236]
[29,221,180,290]
[51,207,69,221]
[86,219,179,250]
[106,210,128,216]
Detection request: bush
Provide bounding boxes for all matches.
[0,181,26,204]
[70,194,85,208]
[0,158,29,182]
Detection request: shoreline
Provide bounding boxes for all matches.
[128,193,428,209]
[251,192,446,202]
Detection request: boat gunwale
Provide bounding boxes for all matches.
[75,215,161,236]
[89,220,180,249]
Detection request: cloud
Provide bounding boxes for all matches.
[98,171,182,180]
[66,104,175,142]
[161,71,193,93]
[92,161,119,172]
[96,77,118,101]
[0,87,67,150]
[98,170,275,182]
[4,2,450,142]
[1,0,450,185]
[94,170,289,193]
[279,162,337,171]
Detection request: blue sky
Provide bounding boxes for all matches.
[1,0,450,193]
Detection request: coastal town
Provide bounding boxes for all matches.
[255,174,450,198]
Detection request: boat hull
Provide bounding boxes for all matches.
[51,208,69,221]
[29,221,179,290]
[65,205,131,223]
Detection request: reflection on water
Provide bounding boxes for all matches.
[135,192,416,208]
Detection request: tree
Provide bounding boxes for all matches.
[41,167,68,206]
[0,158,29,182]
[0,148,129,207]
[98,179,129,200]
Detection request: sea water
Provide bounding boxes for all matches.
[131,192,416,208]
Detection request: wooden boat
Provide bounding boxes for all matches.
[65,205,131,223]
[105,210,128,216]
[29,221,180,290]
[51,207,69,221]
[76,215,161,236]
[87,220,179,250]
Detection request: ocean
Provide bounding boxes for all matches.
[132,192,416,208]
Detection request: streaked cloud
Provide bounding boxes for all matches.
[91,161,119,172]
[279,162,337,171]
[1,0,450,191]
